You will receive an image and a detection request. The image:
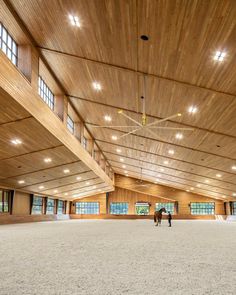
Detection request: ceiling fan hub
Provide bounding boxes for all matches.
[142,114,147,126]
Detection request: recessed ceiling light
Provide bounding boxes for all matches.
[188,106,198,114]
[64,193,68,196]
[98,189,101,192]
[168,149,174,155]
[196,184,201,187]
[18,180,25,184]
[44,158,52,163]
[124,170,128,173]
[122,165,126,168]
[77,176,81,180]
[231,165,236,170]
[39,186,44,189]
[93,185,96,189]
[120,158,124,162]
[104,115,112,122]
[175,133,183,140]
[86,182,90,185]
[154,181,158,184]
[214,51,226,61]
[205,179,209,183]
[222,195,226,198]
[54,190,58,193]
[11,138,22,145]
[68,15,81,27]
[190,187,194,190]
[157,174,161,177]
[160,168,164,172]
[116,148,121,153]
[111,135,118,141]
[125,174,129,177]
[164,160,169,165]
[63,169,70,174]
[232,193,236,197]
[92,82,101,91]
[216,174,222,178]
[186,189,190,192]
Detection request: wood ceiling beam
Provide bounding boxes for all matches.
[2,160,81,180]
[112,163,235,195]
[0,116,32,126]
[109,157,236,188]
[38,46,236,98]
[0,144,64,162]
[71,186,113,200]
[70,96,236,140]
[96,140,236,176]
[19,169,92,189]
[39,177,104,194]
[115,174,226,201]
[115,170,225,199]
[90,126,236,162]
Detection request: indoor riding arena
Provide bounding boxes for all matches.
[0,1,236,294]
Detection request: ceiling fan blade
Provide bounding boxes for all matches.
[118,110,142,127]
[91,125,138,128]
[133,183,149,187]
[147,113,182,128]
[149,126,194,131]
[119,127,143,139]
[145,127,166,142]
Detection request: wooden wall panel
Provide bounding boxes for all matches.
[12,191,30,215]
[108,187,165,215]
[73,181,225,217]
[108,187,225,215]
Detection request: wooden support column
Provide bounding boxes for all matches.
[18,44,32,82]
[100,157,106,171]
[55,95,65,121]
[87,139,94,156]
[31,48,40,91]
[63,96,68,125]
[79,122,85,143]
[43,197,47,215]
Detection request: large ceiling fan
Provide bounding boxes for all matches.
[92,75,194,140]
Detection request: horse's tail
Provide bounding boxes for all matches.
[154,213,156,222]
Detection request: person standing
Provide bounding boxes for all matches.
[168,211,172,227]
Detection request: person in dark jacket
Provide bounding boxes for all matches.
[168,211,172,227]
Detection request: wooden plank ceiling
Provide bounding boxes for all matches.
[8,0,236,200]
[0,89,112,199]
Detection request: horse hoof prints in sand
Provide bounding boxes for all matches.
[154,208,166,226]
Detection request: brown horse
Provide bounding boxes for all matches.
[154,208,166,226]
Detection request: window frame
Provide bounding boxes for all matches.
[57,200,65,215]
[232,202,236,215]
[38,76,55,110]
[31,196,43,215]
[82,137,87,149]
[190,202,215,215]
[46,198,55,215]
[0,22,18,66]
[135,203,150,215]
[156,202,175,214]
[67,115,75,134]
[76,202,99,215]
[0,189,10,213]
[110,202,129,215]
